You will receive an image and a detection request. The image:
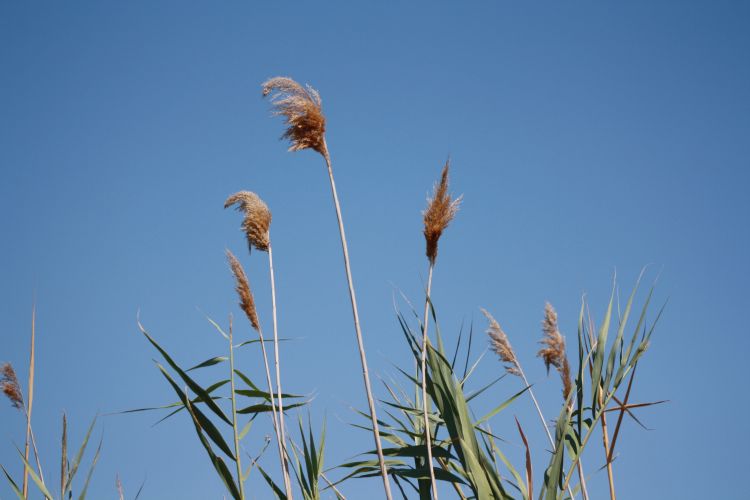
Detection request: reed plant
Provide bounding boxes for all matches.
[128,77,664,499]
[262,76,393,500]
[225,191,293,497]
[419,160,462,499]
[2,308,102,500]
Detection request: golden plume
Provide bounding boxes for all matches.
[1,362,24,410]
[262,77,327,155]
[423,160,462,265]
[481,309,521,376]
[224,191,272,253]
[226,250,260,332]
[538,302,572,400]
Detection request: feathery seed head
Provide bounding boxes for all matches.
[1,362,24,410]
[538,302,572,400]
[481,309,521,377]
[224,191,272,252]
[262,76,327,156]
[226,250,261,332]
[423,160,462,265]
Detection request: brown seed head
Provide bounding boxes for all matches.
[538,302,572,400]
[1,362,24,410]
[481,309,521,377]
[224,191,272,252]
[262,77,327,156]
[423,160,462,265]
[226,250,261,332]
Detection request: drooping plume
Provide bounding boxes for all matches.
[538,302,572,400]
[262,77,327,155]
[226,250,260,332]
[481,309,521,376]
[224,191,272,252]
[1,362,24,410]
[423,160,462,265]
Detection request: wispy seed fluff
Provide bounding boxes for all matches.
[262,77,327,155]
[481,309,521,377]
[226,250,261,332]
[224,191,272,253]
[538,302,572,400]
[423,160,462,265]
[1,362,24,410]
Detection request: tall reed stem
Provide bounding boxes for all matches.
[254,315,292,498]
[599,387,616,500]
[577,453,590,500]
[268,242,290,493]
[516,368,578,500]
[321,141,393,500]
[22,304,37,497]
[420,264,438,499]
[228,317,245,500]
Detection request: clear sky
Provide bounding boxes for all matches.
[1,1,748,499]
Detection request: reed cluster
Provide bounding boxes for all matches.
[2,76,665,500]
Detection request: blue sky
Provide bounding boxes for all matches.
[1,1,748,498]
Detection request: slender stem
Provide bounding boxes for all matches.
[23,303,37,497]
[321,471,347,500]
[607,365,637,463]
[420,264,438,500]
[268,243,291,494]
[61,412,67,497]
[518,370,555,448]
[517,369,576,500]
[599,387,616,500]
[255,321,292,498]
[321,143,393,500]
[560,365,636,494]
[576,460,589,500]
[23,407,46,491]
[437,457,467,499]
[228,317,245,500]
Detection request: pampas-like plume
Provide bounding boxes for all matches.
[225,191,272,252]
[481,309,521,376]
[226,250,260,331]
[1,362,24,410]
[423,160,462,265]
[262,77,327,155]
[538,302,572,400]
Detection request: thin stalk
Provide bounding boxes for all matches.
[437,457,467,500]
[321,141,393,500]
[419,264,438,500]
[599,387,616,500]
[254,319,292,498]
[23,303,37,497]
[559,365,637,494]
[60,413,67,498]
[321,471,347,500]
[516,368,577,500]
[576,460,589,500]
[607,366,638,464]
[268,242,291,493]
[228,317,245,500]
[518,370,554,446]
[17,405,47,497]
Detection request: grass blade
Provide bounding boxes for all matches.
[1,464,25,499]
[16,446,53,499]
[155,362,236,460]
[138,320,232,426]
[77,436,102,500]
